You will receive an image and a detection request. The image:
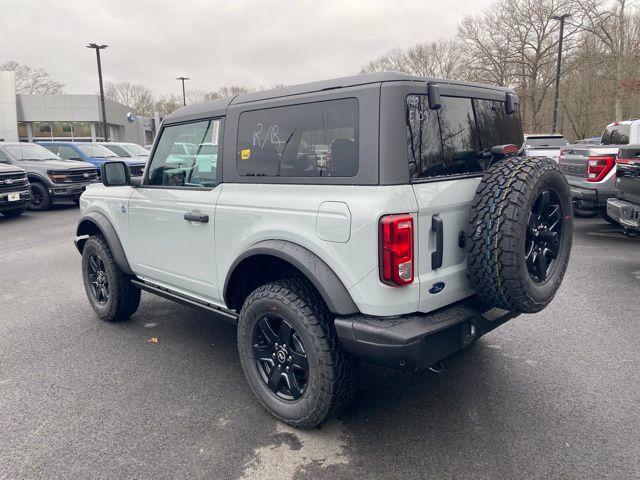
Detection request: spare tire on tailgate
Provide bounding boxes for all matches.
[466,156,573,313]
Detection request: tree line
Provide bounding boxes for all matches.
[362,0,640,140]
[3,0,637,140]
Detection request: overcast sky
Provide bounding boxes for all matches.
[1,0,494,97]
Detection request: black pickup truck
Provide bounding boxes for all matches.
[0,162,31,217]
[607,144,640,234]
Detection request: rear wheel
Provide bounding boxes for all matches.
[81,235,141,322]
[467,156,573,313]
[237,278,358,428]
[29,182,52,211]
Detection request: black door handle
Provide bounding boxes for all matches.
[184,211,209,223]
[431,214,443,270]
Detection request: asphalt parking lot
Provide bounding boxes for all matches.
[1,205,639,480]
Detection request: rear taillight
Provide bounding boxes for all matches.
[586,156,615,182]
[379,214,414,286]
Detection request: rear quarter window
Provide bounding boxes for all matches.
[601,124,630,145]
[236,98,358,177]
[406,94,523,180]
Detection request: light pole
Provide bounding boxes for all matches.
[86,43,109,141]
[176,76,190,106]
[551,14,571,133]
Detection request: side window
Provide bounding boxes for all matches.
[57,146,81,160]
[236,98,358,177]
[406,96,441,179]
[407,95,523,180]
[407,95,479,178]
[146,119,221,188]
[0,150,9,163]
[43,145,57,155]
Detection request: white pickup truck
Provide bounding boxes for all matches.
[559,119,640,219]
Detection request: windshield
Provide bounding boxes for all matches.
[77,144,119,158]
[5,144,59,161]
[525,137,567,148]
[103,145,130,157]
[601,124,631,145]
[123,143,150,156]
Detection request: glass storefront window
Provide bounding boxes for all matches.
[52,122,73,138]
[73,122,91,138]
[33,122,52,138]
[17,122,28,139]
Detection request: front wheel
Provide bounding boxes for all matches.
[237,279,358,428]
[81,235,141,322]
[29,182,52,211]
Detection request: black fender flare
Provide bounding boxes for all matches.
[26,172,49,185]
[223,239,359,315]
[75,211,133,275]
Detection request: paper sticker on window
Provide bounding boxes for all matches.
[241,149,251,160]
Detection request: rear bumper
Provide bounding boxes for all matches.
[570,185,615,210]
[334,297,519,371]
[607,198,640,231]
[0,188,31,211]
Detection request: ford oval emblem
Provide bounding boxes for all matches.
[429,282,446,294]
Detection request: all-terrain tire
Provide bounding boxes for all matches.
[81,235,141,322]
[29,182,52,211]
[237,278,358,429]
[466,156,573,313]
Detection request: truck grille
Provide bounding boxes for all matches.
[0,172,29,192]
[129,164,145,177]
[49,169,98,184]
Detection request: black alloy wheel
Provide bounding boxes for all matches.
[525,189,563,283]
[252,314,309,401]
[30,187,44,208]
[87,253,109,305]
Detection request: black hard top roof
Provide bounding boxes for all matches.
[163,72,515,124]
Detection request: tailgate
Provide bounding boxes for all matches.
[617,146,640,204]
[412,177,479,314]
[558,147,590,180]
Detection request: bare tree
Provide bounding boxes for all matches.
[577,0,640,120]
[0,60,65,94]
[104,81,155,117]
[360,48,411,74]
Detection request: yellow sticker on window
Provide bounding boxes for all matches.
[241,149,251,160]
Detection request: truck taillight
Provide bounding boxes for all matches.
[379,214,414,286]
[586,156,615,182]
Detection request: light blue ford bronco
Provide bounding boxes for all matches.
[74,73,573,428]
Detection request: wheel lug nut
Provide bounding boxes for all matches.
[286,366,289,371]
[277,364,281,370]
[288,356,292,361]
[272,353,276,358]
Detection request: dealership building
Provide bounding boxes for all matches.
[0,71,155,145]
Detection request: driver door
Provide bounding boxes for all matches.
[128,118,223,302]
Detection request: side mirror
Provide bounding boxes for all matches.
[427,83,441,110]
[100,161,131,187]
[505,92,519,115]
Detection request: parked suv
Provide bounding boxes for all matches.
[99,142,150,161]
[74,73,573,428]
[0,161,30,217]
[38,141,146,178]
[0,142,97,210]
[607,144,640,234]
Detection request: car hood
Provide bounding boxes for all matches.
[0,163,25,174]
[18,159,96,170]
[89,156,145,166]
